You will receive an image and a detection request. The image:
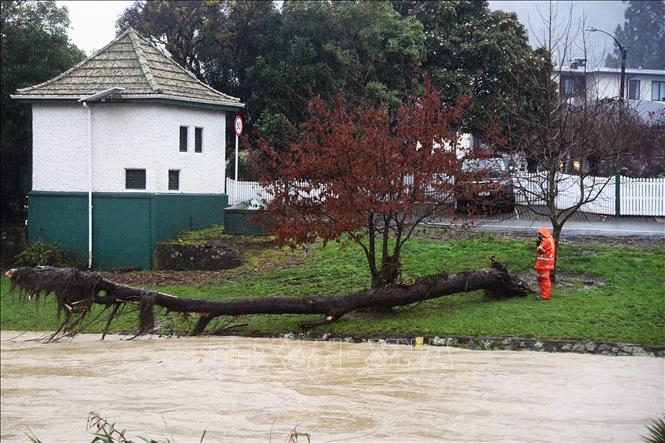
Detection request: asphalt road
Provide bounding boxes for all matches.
[425,207,665,238]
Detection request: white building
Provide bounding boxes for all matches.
[558,60,665,120]
[12,28,244,269]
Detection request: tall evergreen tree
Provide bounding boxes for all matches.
[605,0,665,69]
[116,0,229,78]
[1,0,85,220]
[116,0,533,144]
[391,0,534,137]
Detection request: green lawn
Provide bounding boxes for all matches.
[2,231,664,345]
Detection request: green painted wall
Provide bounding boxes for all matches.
[224,207,266,235]
[93,195,151,269]
[27,192,88,263]
[27,191,228,269]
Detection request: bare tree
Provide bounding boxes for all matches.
[500,2,641,278]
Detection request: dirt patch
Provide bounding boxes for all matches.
[555,272,607,290]
[510,270,606,292]
[101,270,238,286]
[101,247,308,287]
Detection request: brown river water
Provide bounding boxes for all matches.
[1,330,663,442]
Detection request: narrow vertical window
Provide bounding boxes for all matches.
[125,169,146,190]
[168,170,180,190]
[179,126,188,152]
[628,79,640,100]
[195,127,203,153]
[652,81,665,101]
[561,77,573,95]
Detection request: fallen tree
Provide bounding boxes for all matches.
[5,259,533,341]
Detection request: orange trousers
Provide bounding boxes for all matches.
[536,269,551,299]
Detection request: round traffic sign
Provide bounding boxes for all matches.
[234,115,243,137]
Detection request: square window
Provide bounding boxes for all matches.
[179,126,188,152]
[168,170,180,190]
[195,127,203,153]
[559,74,584,97]
[126,169,146,190]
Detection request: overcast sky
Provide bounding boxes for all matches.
[58,0,627,66]
[57,1,133,55]
[488,1,627,66]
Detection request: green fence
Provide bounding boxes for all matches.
[27,191,228,269]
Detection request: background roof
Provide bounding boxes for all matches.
[13,28,243,109]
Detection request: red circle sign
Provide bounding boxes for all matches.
[234,115,243,137]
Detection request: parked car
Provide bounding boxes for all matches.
[455,157,516,212]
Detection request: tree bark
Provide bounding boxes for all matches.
[5,260,533,339]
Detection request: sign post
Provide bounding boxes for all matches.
[233,115,243,204]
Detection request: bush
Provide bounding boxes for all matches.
[14,239,81,268]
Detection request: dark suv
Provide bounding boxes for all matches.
[455,157,516,212]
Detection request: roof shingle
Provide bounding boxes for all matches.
[13,28,243,109]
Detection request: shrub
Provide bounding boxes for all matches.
[14,239,81,268]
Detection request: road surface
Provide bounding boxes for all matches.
[426,207,665,238]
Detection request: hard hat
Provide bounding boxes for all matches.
[538,226,551,237]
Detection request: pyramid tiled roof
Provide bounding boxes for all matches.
[13,28,243,110]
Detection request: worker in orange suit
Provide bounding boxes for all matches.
[534,226,556,300]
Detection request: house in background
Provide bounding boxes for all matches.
[558,58,665,107]
[12,28,244,269]
[557,60,665,176]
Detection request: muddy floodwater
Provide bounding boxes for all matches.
[1,331,663,442]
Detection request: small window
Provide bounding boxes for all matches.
[168,170,180,190]
[560,74,584,97]
[126,169,146,190]
[179,126,188,152]
[652,81,665,101]
[628,79,640,100]
[561,77,574,95]
[195,127,203,153]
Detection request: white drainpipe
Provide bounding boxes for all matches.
[84,102,93,270]
[78,87,125,270]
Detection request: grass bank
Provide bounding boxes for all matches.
[1,230,663,345]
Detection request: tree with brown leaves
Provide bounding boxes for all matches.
[255,77,471,288]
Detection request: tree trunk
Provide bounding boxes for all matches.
[372,254,401,289]
[5,260,534,339]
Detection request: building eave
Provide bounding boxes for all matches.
[10,94,245,111]
[556,68,665,77]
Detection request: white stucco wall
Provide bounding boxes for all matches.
[588,72,663,101]
[32,103,227,193]
[588,73,618,99]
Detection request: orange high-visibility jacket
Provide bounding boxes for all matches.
[534,227,556,270]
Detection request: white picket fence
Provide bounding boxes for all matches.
[226,178,269,205]
[514,173,665,216]
[226,175,665,216]
[620,176,665,216]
